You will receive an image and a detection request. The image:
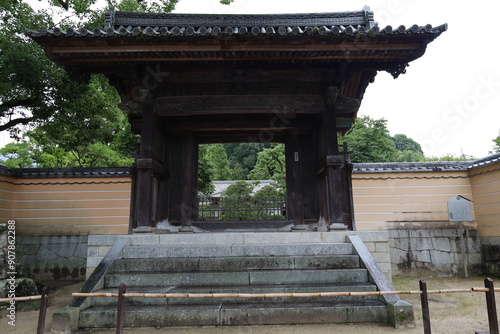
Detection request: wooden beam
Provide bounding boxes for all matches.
[155,95,324,116]
[164,118,316,132]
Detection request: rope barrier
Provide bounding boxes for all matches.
[73,279,500,334]
[72,287,500,299]
[0,295,42,303]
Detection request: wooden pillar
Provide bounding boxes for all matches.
[132,107,156,232]
[340,142,355,230]
[155,132,170,225]
[287,132,306,231]
[179,132,197,232]
[323,87,346,230]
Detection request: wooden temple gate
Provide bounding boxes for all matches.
[30,7,446,233]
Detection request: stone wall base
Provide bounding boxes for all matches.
[6,229,492,282]
[16,236,88,281]
[480,237,500,277]
[390,229,482,277]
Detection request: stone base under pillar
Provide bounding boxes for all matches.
[133,226,157,233]
[329,223,348,231]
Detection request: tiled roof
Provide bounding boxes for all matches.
[467,153,500,170]
[212,180,276,197]
[26,7,446,38]
[0,166,130,178]
[353,153,500,173]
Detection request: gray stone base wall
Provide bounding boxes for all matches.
[5,229,493,282]
[0,228,7,278]
[389,229,482,277]
[480,237,500,277]
[16,236,88,281]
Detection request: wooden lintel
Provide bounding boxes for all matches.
[155,95,324,116]
[164,118,315,132]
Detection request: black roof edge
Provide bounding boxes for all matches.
[0,165,130,178]
[353,153,500,173]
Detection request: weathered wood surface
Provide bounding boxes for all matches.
[155,95,324,115]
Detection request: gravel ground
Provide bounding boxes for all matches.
[0,276,498,334]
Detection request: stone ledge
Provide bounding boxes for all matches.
[87,231,390,247]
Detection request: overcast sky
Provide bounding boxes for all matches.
[6,0,500,159]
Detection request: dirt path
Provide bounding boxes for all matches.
[0,276,497,333]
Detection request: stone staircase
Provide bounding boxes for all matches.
[74,237,407,329]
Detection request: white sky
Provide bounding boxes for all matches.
[6,0,500,159]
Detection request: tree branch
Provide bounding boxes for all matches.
[55,0,70,10]
[0,116,33,132]
[0,97,39,114]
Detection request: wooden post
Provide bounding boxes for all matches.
[322,87,347,230]
[180,132,195,232]
[116,283,126,334]
[459,221,469,278]
[288,132,306,230]
[133,107,156,231]
[36,286,49,334]
[340,142,355,230]
[420,280,432,334]
[484,278,499,334]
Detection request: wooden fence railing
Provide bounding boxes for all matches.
[74,278,500,334]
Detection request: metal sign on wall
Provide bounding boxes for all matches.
[447,195,473,222]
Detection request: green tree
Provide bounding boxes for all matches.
[203,144,232,181]
[219,180,254,221]
[224,143,271,177]
[0,142,36,168]
[340,116,398,163]
[394,150,424,162]
[1,1,60,135]
[249,144,286,181]
[0,1,139,166]
[198,145,215,196]
[391,134,423,154]
[253,184,285,220]
[231,163,246,180]
[424,154,476,162]
[26,74,137,167]
[390,134,424,162]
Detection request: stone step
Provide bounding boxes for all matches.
[79,300,388,328]
[104,268,368,288]
[92,282,379,306]
[110,255,361,273]
[122,243,353,259]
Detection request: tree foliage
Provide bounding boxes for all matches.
[224,143,271,177]
[249,144,285,180]
[1,1,60,135]
[0,0,143,167]
[204,144,232,181]
[340,116,398,163]
[0,142,36,168]
[219,180,254,221]
[390,134,424,162]
[197,145,215,197]
[391,134,423,154]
